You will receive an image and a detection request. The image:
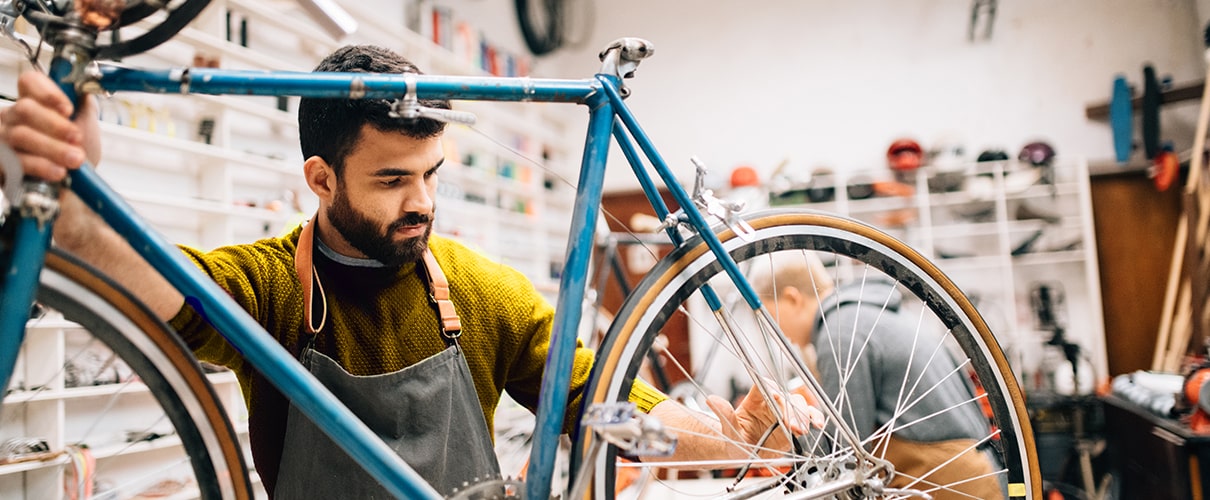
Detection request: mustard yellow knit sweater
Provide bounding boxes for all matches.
[168,225,666,491]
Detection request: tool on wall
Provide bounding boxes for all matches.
[968,0,997,42]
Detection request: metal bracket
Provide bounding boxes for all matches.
[388,73,477,125]
[18,179,63,231]
[688,157,756,242]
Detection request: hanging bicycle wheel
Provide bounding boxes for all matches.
[576,209,1040,499]
[0,249,251,499]
[19,0,211,60]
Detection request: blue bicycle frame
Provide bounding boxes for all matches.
[0,59,765,499]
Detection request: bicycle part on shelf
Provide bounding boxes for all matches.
[12,249,252,499]
[577,210,1039,499]
[389,73,478,125]
[1011,228,1046,256]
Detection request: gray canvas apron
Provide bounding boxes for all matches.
[274,218,500,498]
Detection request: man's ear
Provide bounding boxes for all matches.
[304,156,336,202]
[780,286,806,307]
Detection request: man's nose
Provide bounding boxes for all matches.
[403,180,434,214]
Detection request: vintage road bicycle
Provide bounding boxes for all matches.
[0,1,1040,498]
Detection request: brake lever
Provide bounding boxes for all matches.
[0,10,44,72]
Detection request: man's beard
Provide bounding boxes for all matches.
[328,188,432,267]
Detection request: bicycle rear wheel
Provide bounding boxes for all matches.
[1,249,252,499]
[578,209,1040,499]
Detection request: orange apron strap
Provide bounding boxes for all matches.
[421,250,462,338]
[293,215,327,335]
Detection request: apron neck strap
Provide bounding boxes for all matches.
[418,249,463,344]
[295,216,327,335]
[293,214,462,343]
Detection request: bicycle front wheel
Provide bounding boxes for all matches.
[579,209,1040,499]
[1,249,252,499]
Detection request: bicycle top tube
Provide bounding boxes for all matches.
[97,65,603,104]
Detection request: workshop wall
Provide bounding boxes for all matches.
[424,0,1205,192]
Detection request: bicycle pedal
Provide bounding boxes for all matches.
[581,402,637,428]
[582,403,677,457]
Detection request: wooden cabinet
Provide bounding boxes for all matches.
[1089,166,1184,376]
[1102,394,1210,500]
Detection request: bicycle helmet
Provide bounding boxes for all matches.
[1018,141,1056,166]
[805,167,836,202]
[976,149,1009,162]
[887,139,924,172]
[847,175,876,200]
[930,138,967,172]
[729,165,760,188]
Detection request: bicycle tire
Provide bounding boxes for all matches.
[1,248,252,499]
[577,209,1040,499]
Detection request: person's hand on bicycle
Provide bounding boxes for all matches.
[705,380,823,460]
[0,71,100,184]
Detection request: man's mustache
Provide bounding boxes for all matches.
[388,213,432,232]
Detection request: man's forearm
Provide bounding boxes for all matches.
[643,400,747,466]
[53,190,185,320]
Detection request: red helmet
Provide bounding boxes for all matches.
[887,139,924,172]
[730,165,760,188]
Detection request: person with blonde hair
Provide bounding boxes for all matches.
[750,250,1003,500]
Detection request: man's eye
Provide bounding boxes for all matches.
[381,178,402,187]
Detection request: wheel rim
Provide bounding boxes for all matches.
[0,250,251,499]
[577,210,1039,499]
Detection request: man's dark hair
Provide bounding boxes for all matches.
[298,45,451,177]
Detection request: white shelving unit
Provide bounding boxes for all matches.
[770,158,1107,393]
[0,314,250,500]
[2,1,578,497]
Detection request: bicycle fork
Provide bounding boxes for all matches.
[0,167,62,403]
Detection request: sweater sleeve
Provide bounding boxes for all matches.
[166,236,299,373]
[432,236,668,433]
